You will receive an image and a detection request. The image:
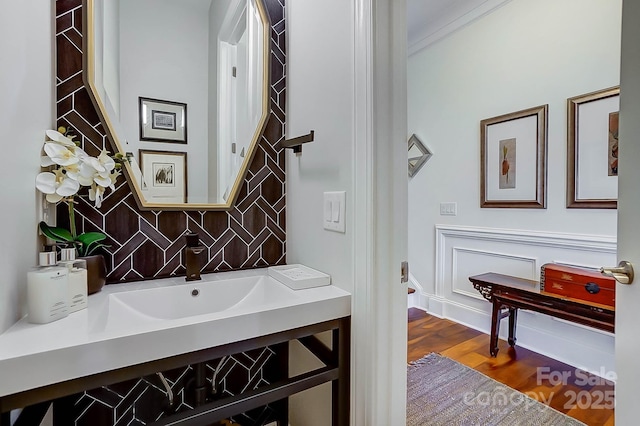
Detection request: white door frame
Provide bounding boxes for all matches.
[352,0,408,424]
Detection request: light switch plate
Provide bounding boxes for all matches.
[323,191,346,233]
[439,202,457,216]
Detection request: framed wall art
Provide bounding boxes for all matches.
[480,104,548,208]
[567,86,619,209]
[139,97,188,143]
[139,150,188,203]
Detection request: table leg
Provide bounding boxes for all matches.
[507,308,518,347]
[490,300,501,357]
[332,317,350,426]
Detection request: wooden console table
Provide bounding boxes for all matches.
[469,273,615,357]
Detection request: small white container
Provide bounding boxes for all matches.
[27,252,69,324]
[58,248,88,313]
[268,264,331,290]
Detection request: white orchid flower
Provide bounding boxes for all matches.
[72,145,89,159]
[77,149,105,175]
[41,155,55,167]
[96,160,117,187]
[83,155,106,173]
[35,172,61,202]
[94,166,120,193]
[77,155,113,189]
[35,169,80,203]
[94,173,112,189]
[106,168,121,190]
[61,163,81,181]
[88,183,105,208]
[44,142,80,167]
[42,130,80,165]
[36,129,125,211]
[88,167,121,208]
[45,130,77,148]
[77,160,99,186]
[97,150,115,172]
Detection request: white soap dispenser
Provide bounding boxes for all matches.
[27,251,69,324]
[58,248,88,313]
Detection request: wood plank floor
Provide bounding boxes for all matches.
[408,308,614,426]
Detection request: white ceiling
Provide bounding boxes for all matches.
[407,0,512,55]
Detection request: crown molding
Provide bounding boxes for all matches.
[408,0,512,56]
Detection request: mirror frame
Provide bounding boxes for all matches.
[83,0,272,210]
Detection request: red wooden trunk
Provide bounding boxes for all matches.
[540,263,615,308]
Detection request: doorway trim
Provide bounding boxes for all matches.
[352,0,408,424]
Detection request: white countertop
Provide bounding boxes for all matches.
[0,268,351,397]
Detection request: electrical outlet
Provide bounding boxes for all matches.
[439,202,457,216]
[37,193,56,228]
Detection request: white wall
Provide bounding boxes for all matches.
[285,0,355,424]
[0,1,54,334]
[408,0,621,298]
[119,0,210,203]
[408,0,621,369]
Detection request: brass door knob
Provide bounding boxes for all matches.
[600,261,634,284]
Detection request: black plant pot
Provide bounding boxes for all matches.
[80,254,107,294]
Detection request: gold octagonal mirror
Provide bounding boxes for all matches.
[84,0,270,210]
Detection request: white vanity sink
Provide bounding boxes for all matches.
[0,268,350,397]
[103,275,298,323]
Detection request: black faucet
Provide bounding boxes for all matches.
[184,233,205,281]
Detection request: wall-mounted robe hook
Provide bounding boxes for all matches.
[281,130,315,154]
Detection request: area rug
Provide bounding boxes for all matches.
[407,353,586,426]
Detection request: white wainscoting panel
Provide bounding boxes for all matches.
[422,225,617,377]
[451,247,537,301]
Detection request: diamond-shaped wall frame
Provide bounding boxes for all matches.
[408,133,433,178]
[55,0,286,283]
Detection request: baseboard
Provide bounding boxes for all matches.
[408,273,436,314]
[415,292,615,379]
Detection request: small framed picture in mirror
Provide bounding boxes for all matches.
[139,150,188,203]
[139,97,188,143]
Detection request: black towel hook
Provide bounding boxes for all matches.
[281,130,315,154]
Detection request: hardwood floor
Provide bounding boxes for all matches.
[408,308,615,426]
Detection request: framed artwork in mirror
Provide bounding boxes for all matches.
[408,134,432,177]
[480,104,548,208]
[567,86,619,209]
[139,97,188,144]
[139,150,188,203]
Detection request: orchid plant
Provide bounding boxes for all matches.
[35,127,126,257]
